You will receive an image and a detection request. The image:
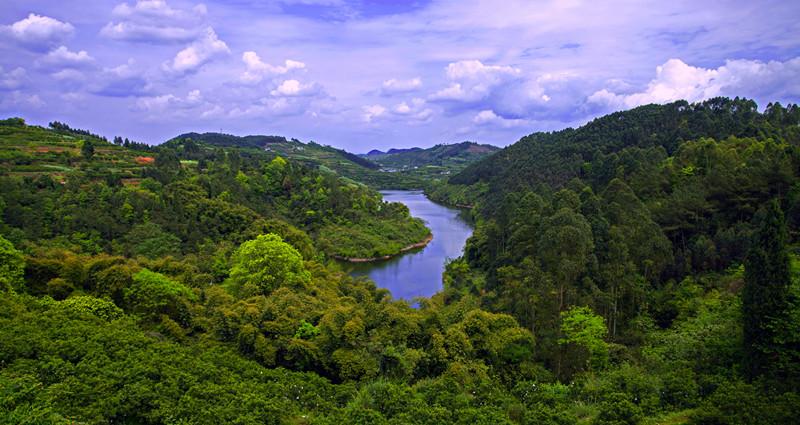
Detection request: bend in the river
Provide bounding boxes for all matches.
[344,190,474,300]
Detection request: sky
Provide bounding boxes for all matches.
[1,0,799,152]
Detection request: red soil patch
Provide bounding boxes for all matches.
[135,156,155,165]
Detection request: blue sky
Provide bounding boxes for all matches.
[1,0,799,152]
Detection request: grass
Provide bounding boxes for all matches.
[0,121,151,178]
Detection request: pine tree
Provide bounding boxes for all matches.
[743,199,791,381]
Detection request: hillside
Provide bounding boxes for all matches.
[443,97,800,207]
[363,141,500,181]
[426,97,800,422]
[0,119,543,423]
[0,118,153,183]
[3,99,800,423]
[160,131,431,190]
[0,118,429,260]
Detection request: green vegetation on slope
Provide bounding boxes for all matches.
[0,118,152,182]
[165,131,428,189]
[362,142,500,189]
[0,119,428,260]
[428,97,800,423]
[364,141,500,183]
[3,98,800,424]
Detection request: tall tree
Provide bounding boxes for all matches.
[81,140,95,160]
[743,199,792,380]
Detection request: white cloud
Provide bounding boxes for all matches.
[392,98,433,121]
[101,22,201,43]
[394,102,412,114]
[91,61,152,97]
[52,68,86,83]
[112,0,206,19]
[362,104,387,122]
[227,96,315,119]
[136,89,203,112]
[270,79,321,97]
[430,60,521,102]
[0,91,45,110]
[3,14,74,51]
[426,59,579,121]
[588,58,800,110]
[363,98,433,123]
[38,46,95,69]
[163,28,230,75]
[102,0,207,43]
[0,67,27,91]
[241,51,306,84]
[277,0,344,4]
[381,77,422,95]
[472,109,528,128]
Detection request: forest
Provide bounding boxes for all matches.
[1,97,799,424]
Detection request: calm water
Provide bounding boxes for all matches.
[346,190,474,300]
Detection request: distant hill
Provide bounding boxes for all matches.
[0,117,152,183]
[433,97,800,211]
[363,142,500,175]
[365,147,425,156]
[167,132,380,170]
[166,132,290,150]
[162,134,500,189]
[161,132,415,189]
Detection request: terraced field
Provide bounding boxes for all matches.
[0,118,152,181]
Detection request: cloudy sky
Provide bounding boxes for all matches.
[1,0,799,151]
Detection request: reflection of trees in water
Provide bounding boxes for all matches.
[345,191,474,300]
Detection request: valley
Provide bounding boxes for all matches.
[2,98,800,424]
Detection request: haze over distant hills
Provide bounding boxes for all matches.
[361,141,500,174]
[163,132,499,188]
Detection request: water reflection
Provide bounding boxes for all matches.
[345,190,474,300]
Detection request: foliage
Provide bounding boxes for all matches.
[125,268,194,322]
[433,97,800,420]
[228,233,311,295]
[0,120,432,260]
[124,221,181,259]
[560,306,609,371]
[59,295,124,321]
[364,141,500,185]
[2,98,800,423]
[743,200,800,384]
[0,235,24,292]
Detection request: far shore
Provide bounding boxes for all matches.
[333,234,433,263]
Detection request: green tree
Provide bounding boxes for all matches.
[228,234,311,295]
[0,235,25,292]
[125,268,194,322]
[60,295,124,321]
[743,199,795,381]
[124,221,181,259]
[537,208,594,310]
[593,393,642,425]
[559,306,609,371]
[81,139,95,160]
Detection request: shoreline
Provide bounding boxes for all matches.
[333,234,433,263]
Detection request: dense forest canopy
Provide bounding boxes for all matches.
[428,97,800,422]
[1,97,800,424]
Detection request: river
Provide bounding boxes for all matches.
[345,190,474,300]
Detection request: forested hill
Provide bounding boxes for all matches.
[448,97,800,203]
[364,141,499,171]
[425,96,800,422]
[166,131,380,177]
[0,118,428,260]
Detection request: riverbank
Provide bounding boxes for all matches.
[333,234,433,263]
